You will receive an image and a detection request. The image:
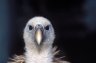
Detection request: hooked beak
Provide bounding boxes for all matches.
[35,24,43,45]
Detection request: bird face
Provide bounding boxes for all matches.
[23,17,55,49]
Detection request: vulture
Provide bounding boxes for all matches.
[8,16,69,63]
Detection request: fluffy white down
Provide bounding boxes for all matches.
[25,46,53,63]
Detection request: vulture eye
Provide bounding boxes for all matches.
[45,25,50,30]
[29,25,33,30]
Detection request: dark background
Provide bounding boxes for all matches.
[0,0,95,63]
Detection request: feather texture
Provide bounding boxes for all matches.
[8,47,69,63]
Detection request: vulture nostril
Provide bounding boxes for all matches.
[37,24,41,27]
[36,24,43,29]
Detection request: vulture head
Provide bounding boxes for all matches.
[23,16,55,52]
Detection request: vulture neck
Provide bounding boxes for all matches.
[25,42,53,63]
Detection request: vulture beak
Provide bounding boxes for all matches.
[35,24,43,45]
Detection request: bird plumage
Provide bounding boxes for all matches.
[8,16,69,63]
[8,47,69,63]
